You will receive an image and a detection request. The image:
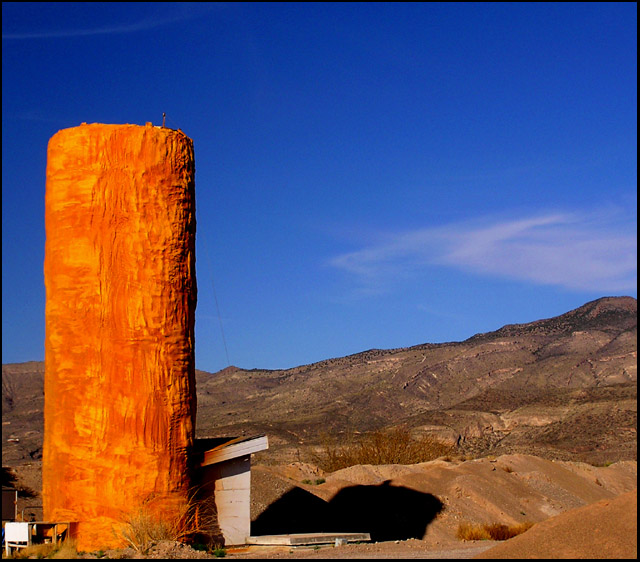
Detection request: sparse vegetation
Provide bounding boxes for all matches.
[301,478,326,485]
[6,539,78,559]
[311,425,454,472]
[117,508,174,553]
[114,490,220,554]
[456,521,534,541]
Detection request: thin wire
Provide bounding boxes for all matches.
[161,113,229,365]
[163,114,182,131]
[200,229,231,368]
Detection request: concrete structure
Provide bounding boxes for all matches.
[245,532,371,546]
[197,436,269,545]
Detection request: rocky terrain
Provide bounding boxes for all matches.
[6,297,636,468]
[198,296,637,465]
[2,296,637,558]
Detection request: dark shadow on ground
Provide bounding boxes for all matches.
[1,466,38,499]
[251,480,443,542]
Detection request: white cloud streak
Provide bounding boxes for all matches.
[2,4,222,40]
[329,210,637,293]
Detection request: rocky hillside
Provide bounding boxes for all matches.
[2,296,637,467]
[193,296,636,464]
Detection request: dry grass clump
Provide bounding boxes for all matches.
[8,539,78,559]
[118,509,174,553]
[116,491,220,554]
[312,425,453,472]
[456,521,534,541]
[9,543,58,559]
[49,539,80,559]
[456,522,491,541]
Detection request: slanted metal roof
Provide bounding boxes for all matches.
[196,434,269,466]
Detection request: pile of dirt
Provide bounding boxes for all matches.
[475,490,637,559]
[5,454,636,559]
[249,454,636,550]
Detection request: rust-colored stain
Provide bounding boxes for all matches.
[43,123,197,550]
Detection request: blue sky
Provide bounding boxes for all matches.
[2,2,637,373]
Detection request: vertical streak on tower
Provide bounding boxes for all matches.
[43,123,197,550]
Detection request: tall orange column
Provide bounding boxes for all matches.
[43,123,197,550]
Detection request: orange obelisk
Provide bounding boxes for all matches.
[43,123,197,550]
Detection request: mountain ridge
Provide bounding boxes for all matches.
[2,296,637,467]
[209,296,637,374]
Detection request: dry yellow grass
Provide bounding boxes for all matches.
[8,539,78,559]
[115,490,221,554]
[49,539,79,559]
[456,521,534,541]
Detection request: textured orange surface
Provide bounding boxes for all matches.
[43,123,197,551]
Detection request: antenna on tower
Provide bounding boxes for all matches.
[162,113,166,128]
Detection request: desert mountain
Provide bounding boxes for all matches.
[2,296,637,468]
[193,296,636,464]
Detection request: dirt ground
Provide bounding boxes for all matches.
[237,455,637,560]
[474,490,637,559]
[5,455,637,559]
[225,540,496,560]
[82,488,637,560]
[69,539,496,559]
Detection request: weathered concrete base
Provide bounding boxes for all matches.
[245,532,371,546]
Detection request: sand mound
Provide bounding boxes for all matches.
[250,455,636,549]
[474,490,637,559]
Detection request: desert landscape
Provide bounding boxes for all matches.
[2,296,637,558]
[3,1,637,557]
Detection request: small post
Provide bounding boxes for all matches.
[162,113,166,128]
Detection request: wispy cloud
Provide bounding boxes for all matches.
[2,4,222,40]
[329,208,637,294]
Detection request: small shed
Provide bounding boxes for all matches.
[195,435,268,546]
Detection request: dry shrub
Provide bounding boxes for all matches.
[457,521,534,541]
[50,539,79,559]
[456,522,491,541]
[9,539,78,559]
[10,543,58,559]
[312,426,453,472]
[116,490,220,554]
[483,523,515,541]
[118,509,172,553]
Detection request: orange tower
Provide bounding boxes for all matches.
[43,123,197,550]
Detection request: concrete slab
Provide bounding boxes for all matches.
[246,532,371,546]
